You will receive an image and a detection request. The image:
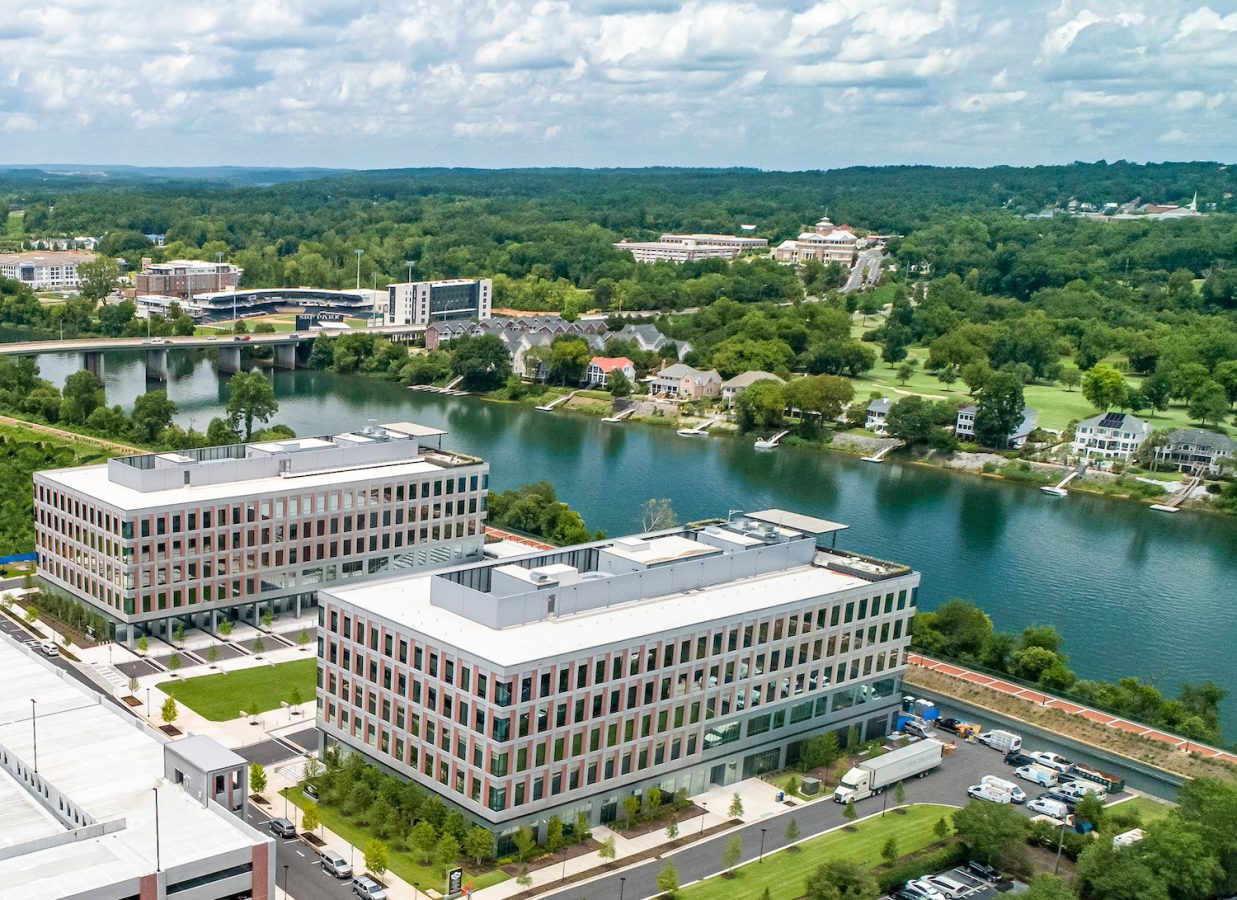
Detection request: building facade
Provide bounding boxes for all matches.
[34,422,488,642]
[0,250,97,290]
[955,406,1038,449]
[771,217,858,267]
[317,510,917,847]
[585,357,635,387]
[648,363,722,400]
[615,234,765,264]
[135,259,242,299]
[866,398,891,434]
[721,371,785,407]
[386,278,493,326]
[1073,412,1152,461]
[1153,428,1236,475]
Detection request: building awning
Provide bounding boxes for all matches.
[383,422,448,439]
[745,509,849,536]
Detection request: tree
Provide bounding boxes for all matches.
[881,835,899,865]
[76,256,120,301]
[894,781,906,806]
[1059,365,1082,392]
[1188,381,1228,426]
[609,370,633,398]
[885,395,942,444]
[546,814,564,852]
[226,371,278,440]
[130,390,177,443]
[974,370,1026,449]
[622,795,641,827]
[411,821,438,864]
[218,618,233,639]
[1022,874,1077,900]
[728,792,744,818]
[364,839,389,877]
[451,334,512,390]
[516,866,532,888]
[549,336,592,385]
[843,799,858,825]
[137,634,149,654]
[252,637,265,656]
[962,359,993,394]
[206,416,241,446]
[1076,841,1167,900]
[896,361,915,385]
[1139,822,1223,900]
[260,608,274,629]
[173,622,185,646]
[302,802,320,836]
[722,835,742,872]
[168,653,181,673]
[598,835,617,863]
[786,818,801,843]
[801,731,842,772]
[435,832,461,869]
[1082,363,1127,411]
[61,370,105,424]
[952,800,1027,866]
[512,824,536,862]
[934,817,949,840]
[297,628,310,648]
[641,498,678,531]
[250,763,267,795]
[666,817,679,840]
[734,379,786,433]
[657,860,679,898]
[161,697,178,724]
[803,859,878,900]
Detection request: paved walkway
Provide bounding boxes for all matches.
[908,653,1237,765]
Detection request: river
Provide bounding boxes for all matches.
[30,349,1237,739]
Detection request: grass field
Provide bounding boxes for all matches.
[1111,795,1174,824]
[282,788,509,891]
[679,804,956,900]
[158,658,316,721]
[5,211,23,240]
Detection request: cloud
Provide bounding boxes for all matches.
[0,0,1230,168]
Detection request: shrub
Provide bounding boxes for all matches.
[876,842,968,892]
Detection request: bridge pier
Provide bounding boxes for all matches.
[217,346,242,374]
[273,343,298,370]
[82,351,105,381]
[145,348,168,382]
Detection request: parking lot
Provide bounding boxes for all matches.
[879,864,1004,900]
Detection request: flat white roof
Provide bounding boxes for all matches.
[384,421,449,439]
[603,535,718,565]
[746,509,849,535]
[38,455,452,512]
[329,559,874,669]
[0,637,262,899]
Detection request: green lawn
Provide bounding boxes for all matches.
[680,804,956,900]
[1110,795,1174,824]
[282,788,509,891]
[5,211,23,240]
[158,658,316,721]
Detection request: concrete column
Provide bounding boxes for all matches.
[273,343,298,370]
[217,345,242,374]
[82,350,105,380]
[295,593,302,618]
[144,348,168,382]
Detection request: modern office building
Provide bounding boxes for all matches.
[0,249,97,290]
[137,286,383,322]
[135,259,242,299]
[34,422,489,643]
[615,239,742,263]
[0,634,275,900]
[386,278,493,326]
[317,509,918,846]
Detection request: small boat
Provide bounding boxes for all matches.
[754,439,777,450]
[677,428,705,437]
[1040,486,1068,497]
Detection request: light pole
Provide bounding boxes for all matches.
[619,876,626,900]
[146,687,151,718]
[30,699,37,772]
[354,250,364,291]
[413,882,419,900]
[561,845,568,882]
[759,827,766,863]
[282,864,289,896]
[1054,818,1066,874]
[700,801,707,835]
[404,260,415,282]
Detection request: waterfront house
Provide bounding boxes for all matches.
[866,397,892,434]
[610,323,691,360]
[585,356,636,388]
[721,371,785,407]
[649,363,722,401]
[1073,411,1152,461]
[1153,428,1236,475]
[956,405,1039,449]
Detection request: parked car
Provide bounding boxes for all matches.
[1004,749,1035,767]
[1027,796,1072,820]
[1044,788,1080,810]
[351,875,388,900]
[928,874,971,899]
[1028,750,1072,772]
[902,880,946,900]
[1016,764,1058,787]
[981,775,1026,803]
[321,849,351,878]
[1055,780,1106,801]
[268,817,296,838]
[937,717,963,733]
[207,335,219,341]
[967,860,1002,881]
[967,784,1012,804]
[38,642,60,658]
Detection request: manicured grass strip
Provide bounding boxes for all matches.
[158,658,316,721]
[1111,795,1173,824]
[282,788,508,891]
[680,803,956,900]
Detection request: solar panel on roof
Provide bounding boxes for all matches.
[1098,413,1125,429]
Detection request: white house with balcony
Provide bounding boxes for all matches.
[1073,412,1152,461]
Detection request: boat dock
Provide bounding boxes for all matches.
[1041,461,1087,497]
[677,415,724,437]
[411,374,468,396]
[860,442,899,463]
[602,407,636,424]
[536,390,579,412]
[754,429,789,450]
[1150,475,1201,513]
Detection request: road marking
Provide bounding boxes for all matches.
[296,850,305,857]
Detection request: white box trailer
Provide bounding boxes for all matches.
[833,740,944,803]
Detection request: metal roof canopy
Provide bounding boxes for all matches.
[383,422,448,439]
[745,509,849,536]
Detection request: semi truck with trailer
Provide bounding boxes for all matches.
[833,740,944,803]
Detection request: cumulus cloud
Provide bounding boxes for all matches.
[0,0,1231,168]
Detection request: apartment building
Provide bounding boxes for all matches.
[317,509,918,847]
[386,278,493,326]
[0,635,275,900]
[1073,411,1152,461]
[0,250,97,290]
[34,422,489,643]
[135,259,242,299]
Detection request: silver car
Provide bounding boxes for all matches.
[321,849,351,878]
[352,875,388,900]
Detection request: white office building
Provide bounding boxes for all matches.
[0,250,97,290]
[386,278,493,326]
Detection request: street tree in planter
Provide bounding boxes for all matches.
[250,763,267,796]
[161,697,178,725]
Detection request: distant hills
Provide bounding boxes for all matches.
[0,164,348,186]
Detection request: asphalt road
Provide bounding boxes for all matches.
[541,736,1118,900]
[245,804,358,900]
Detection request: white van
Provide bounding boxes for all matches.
[977,730,1022,753]
[928,874,971,899]
[1015,764,1058,787]
[1027,796,1071,820]
[981,775,1026,804]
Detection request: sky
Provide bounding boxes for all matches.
[1,0,1235,170]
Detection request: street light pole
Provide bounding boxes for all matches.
[700,801,707,835]
[146,687,151,718]
[354,250,364,291]
[619,876,626,900]
[1054,819,1066,874]
[561,846,567,882]
[759,827,767,862]
[282,864,289,897]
